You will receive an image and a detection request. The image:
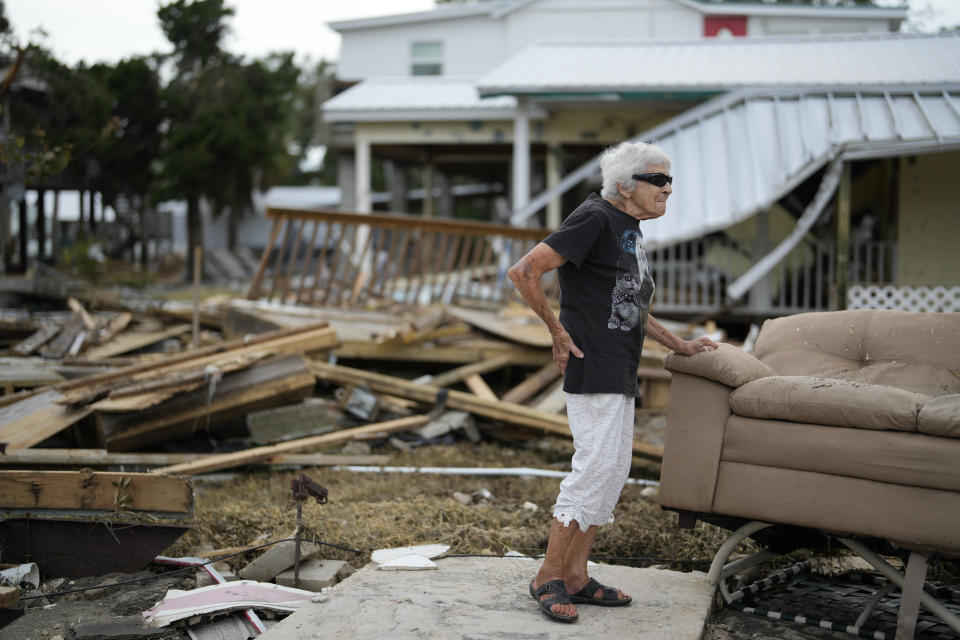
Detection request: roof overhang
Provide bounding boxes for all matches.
[323,108,545,123]
[673,0,907,19]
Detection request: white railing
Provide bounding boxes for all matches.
[848,285,960,313]
[650,238,899,315]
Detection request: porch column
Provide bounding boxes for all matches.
[337,152,356,212]
[833,161,851,310]
[36,188,46,261]
[546,144,562,229]
[355,135,371,214]
[385,160,408,213]
[436,170,453,218]
[512,97,531,215]
[748,209,771,313]
[422,158,435,218]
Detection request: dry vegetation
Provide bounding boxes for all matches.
[168,438,732,573]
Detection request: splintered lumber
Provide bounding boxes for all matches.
[307,359,662,460]
[0,358,65,392]
[11,324,60,356]
[464,373,498,401]
[444,305,552,348]
[0,389,92,449]
[94,311,133,345]
[333,340,550,366]
[424,354,514,388]
[246,400,337,444]
[41,317,86,358]
[0,448,389,468]
[502,362,560,404]
[0,470,193,515]
[57,323,337,405]
[532,379,567,414]
[152,415,429,476]
[101,354,318,451]
[83,323,191,359]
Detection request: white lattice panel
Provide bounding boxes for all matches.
[848,285,960,312]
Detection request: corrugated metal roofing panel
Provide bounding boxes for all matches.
[514,87,960,249]
[478,32,960,95]
[322,77,518,121]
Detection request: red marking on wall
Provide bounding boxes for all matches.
[704,16,747,38]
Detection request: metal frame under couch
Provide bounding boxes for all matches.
[658,309,960,639]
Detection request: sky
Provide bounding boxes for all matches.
[4,0,959,68]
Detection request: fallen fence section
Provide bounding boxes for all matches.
[247,208,553,308]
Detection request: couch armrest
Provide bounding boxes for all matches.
[659,372,732,514]
[663,342,775,389]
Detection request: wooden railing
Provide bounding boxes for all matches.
[247,208,552,307]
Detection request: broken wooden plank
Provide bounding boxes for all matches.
[307,359,662,460]
[67,298,98,331]
[0,448,389,468]
[464,373,498,401]
[334,340,549,366]
[10,324,60,356]
[101,354,318,451]
[83,323,191,359]
[94,311,133,345]
[0,470,193,515]
[0,389,93,449]
[0,358,66,393]
[246,399,337,444]
[40,317,86,359]
[423,354,513,388]
[532,379,567,414]
[444,305,552,348]
[152,415,430,476]
[501,362,560,405]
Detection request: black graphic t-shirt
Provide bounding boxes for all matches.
[543,193,656,396]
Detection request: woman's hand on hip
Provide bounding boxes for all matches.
[552,329,583,375]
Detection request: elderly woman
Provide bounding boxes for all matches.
[508,141,717,623]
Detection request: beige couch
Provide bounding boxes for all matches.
[660,309,960,555]
[659,310,960,635]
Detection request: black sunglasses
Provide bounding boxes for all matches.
[632,173,673,187]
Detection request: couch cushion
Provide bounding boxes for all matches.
[753,310,960,397]
[721,416,960,492]
[730,376,930,431]
[663,342,775,388]
[919,394,960,438]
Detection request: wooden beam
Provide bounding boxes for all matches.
[464,373,498,401]
[102,354,317,451]
[307,359,662,460]
[0,389,92,450]
[152,415,430,476]
[0,470,193,515]
[502,362,560,404]
[426,354,514,388]
[334,341,549,366]
[83,324,192,360]
[0,449,389,468]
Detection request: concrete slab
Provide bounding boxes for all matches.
[260,556,713,640]
[276,559,353,591]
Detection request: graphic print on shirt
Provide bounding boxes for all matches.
[607,229,655,332]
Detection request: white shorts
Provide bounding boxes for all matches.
[553,393,634,532]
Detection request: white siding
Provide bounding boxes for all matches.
[337,16,506,81]
[503,0,701,51]
[750,16,895,37]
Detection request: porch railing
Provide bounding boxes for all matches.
[247,208,551,307]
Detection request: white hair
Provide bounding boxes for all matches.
[599,141,672,200]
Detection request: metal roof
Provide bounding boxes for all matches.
[478,32,960,96]
[513,86,960,258]
[322,77,545,123]
[329,0,904,31]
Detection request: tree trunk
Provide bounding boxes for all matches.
[36,189,46,262]
[139,197,149,269]
[186,194,203,283]
[78,190,86,241]
[18,196,28,271]
[51,190,60,265]
[228,205,239,251]
[88,189,96,234]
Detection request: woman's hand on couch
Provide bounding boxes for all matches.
[676,336,719,356]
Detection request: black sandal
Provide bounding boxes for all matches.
[529,579,578,622]
[569,577,632,606]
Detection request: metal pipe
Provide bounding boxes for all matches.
[331,465,659,487]
[837,538,960,636]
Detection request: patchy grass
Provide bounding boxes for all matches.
[168,439,730,573]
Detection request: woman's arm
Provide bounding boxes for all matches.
[646,314,718,355]
[508,243,583,375]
